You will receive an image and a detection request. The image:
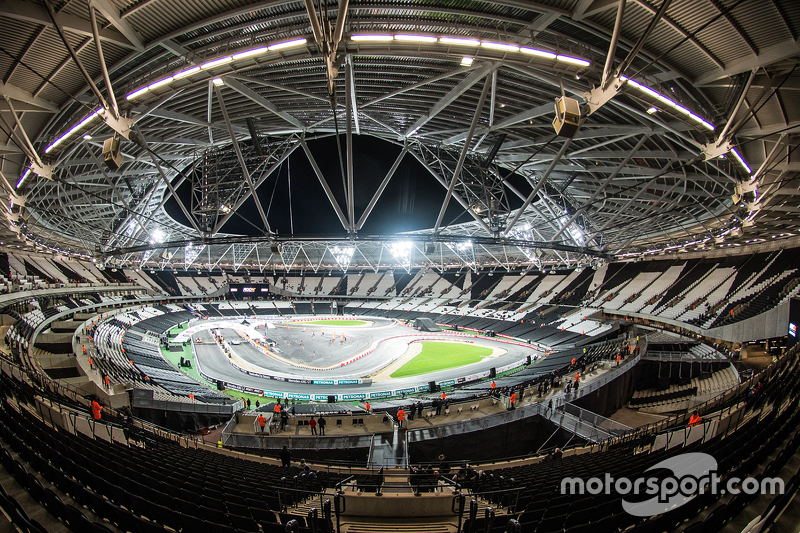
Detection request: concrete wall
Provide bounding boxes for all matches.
[705,300,789,343]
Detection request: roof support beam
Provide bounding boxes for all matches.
[443,102,552,145]
[505,139,573,236]
[214,85,271,234]
[88,3,120,119]
[356,146,407,231]
[222,77,304,129]
[551,134,648,241]
[572,0,620,21]
[409,149,494,235]
[345,63,356,231]
[405,64,495,137]
[212,137,299,233]
[0,0,139,49]
[300,140,349,232]
[230,74,330,103]
[345,55,360,135]
[362,65,478,109]
[434,75,492,234]
[695,36,800,86]
[88,0,144,51]
[0,81,58,112]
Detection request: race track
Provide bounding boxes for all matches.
[180,316,542,400]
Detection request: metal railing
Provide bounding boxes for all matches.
[562,403,632,435]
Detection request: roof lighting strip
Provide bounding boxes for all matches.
[125,38,308,101]
[730,148,752,174]
[44,108,104,154]
[351,34,591,67]
[621,76,715,131]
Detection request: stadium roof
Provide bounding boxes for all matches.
[0,0,798,272]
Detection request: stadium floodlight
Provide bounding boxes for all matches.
[331,246,355,271]
[388,241,414,271]
[461,57,474,66]
[185,243,204,265]
[150,229,166,244]
[389,241,413,257]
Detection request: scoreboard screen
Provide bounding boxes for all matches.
[229,283,270,299]
[789,298,800,350]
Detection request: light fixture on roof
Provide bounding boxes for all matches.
[173,66,201,79]
[146,77,173,90]
[44,109,103,153]
[394,34,437,43]
[212,77,224,86]
[646,106,658,114]
[200,56,233,69]
[730,148,752,174]
[440,37,480,46]
[481,41,519,52]
[621,76,715,131]
[268,38,307,50]
[556,55,591,66]
[232,47,269,60]
[351,34,393,41]
[461,56,474,66]
[16,169,30,189]
[125,87,149,100]
[520,47,556,59]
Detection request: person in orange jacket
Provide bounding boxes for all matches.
[688,410,702,427]
[91,399,102,420]
[257,414,266,432]
[397,407,405,427]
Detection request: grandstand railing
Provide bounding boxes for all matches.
[643,349,729,362]
[561,403,632,436]
[0,283,143,309]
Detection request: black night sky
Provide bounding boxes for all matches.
[165,135,526,236]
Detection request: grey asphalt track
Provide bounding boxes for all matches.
[189,317,541,399]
